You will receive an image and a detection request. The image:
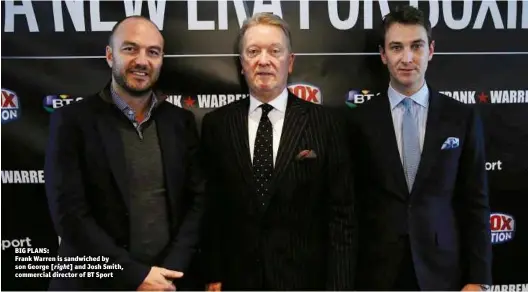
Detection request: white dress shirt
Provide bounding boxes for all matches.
[248,88,289,166]
[388,82,430,163]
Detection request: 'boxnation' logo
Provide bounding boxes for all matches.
[43,95,84,112]
[288,83,322,104]
[490,213,515,244]
[1,88,21,124]
[166,94,249,109]
[1,170,45,184]
[345,89,379,108]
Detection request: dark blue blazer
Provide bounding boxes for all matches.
[348,87,492,290]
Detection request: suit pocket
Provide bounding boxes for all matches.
[427,145,463,191]
[293,158,321,183]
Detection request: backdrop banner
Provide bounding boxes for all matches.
[2,0,527,290]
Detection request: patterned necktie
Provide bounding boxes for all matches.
[401,98,420,192]
[253,104,274,201]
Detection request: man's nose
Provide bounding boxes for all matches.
[257,51,271,65]
[133,50,149,67]
[402,48,413,63]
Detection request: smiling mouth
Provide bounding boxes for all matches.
[129,71,149,77]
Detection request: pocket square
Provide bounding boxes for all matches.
[441,137,460,150]
[296,149,317,160]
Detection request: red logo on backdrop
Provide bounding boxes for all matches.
[183,96,196,107]
[2,90,19,108]
[288,83,322,104]
[1,88,21,124]
[490,213,515,244]
[478,92,489,103]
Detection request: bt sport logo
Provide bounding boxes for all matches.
[1,88,21,124]
[345,89,380,108]
[490,213,515,244]
[288,83,322,104]
[43,95,84,112]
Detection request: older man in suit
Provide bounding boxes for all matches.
[348,5,492,291]
[201,12,356,291]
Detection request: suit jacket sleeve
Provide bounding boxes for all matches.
[199,113,224,283]
[161,111,206,272]
[456,107,492,285]
[325,109,357,290]
[44,108,150,290]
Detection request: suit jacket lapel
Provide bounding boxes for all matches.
[412,89,446,194]
[370,94,409,199]
[96,99,131,209]
[229,98,255,189]
[266,94,309,199]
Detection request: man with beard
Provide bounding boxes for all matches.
[45,16,205,291]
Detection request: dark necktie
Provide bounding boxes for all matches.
[253,104,274,202]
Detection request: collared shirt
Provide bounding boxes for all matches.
[388,82,429,162]
[248,88,289,166]
[110,86,158,139]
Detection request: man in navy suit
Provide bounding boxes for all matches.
[45,16,204,291]
[348,5,492,291]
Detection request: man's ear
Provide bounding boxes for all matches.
[105,46,113,68]
[288,53,295,74]
[379,45,388,65]
[428,40,435,61]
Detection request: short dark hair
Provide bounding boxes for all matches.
[379,5,432,49]
[108,15,160,47]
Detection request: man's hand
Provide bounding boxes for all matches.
[206,282,222,291]
[462,284,487,291]
[137,266,184,291]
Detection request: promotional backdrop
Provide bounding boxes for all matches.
[2,0,527,290]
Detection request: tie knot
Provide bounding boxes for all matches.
[260,104,274,116]
[401,98,413,110]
